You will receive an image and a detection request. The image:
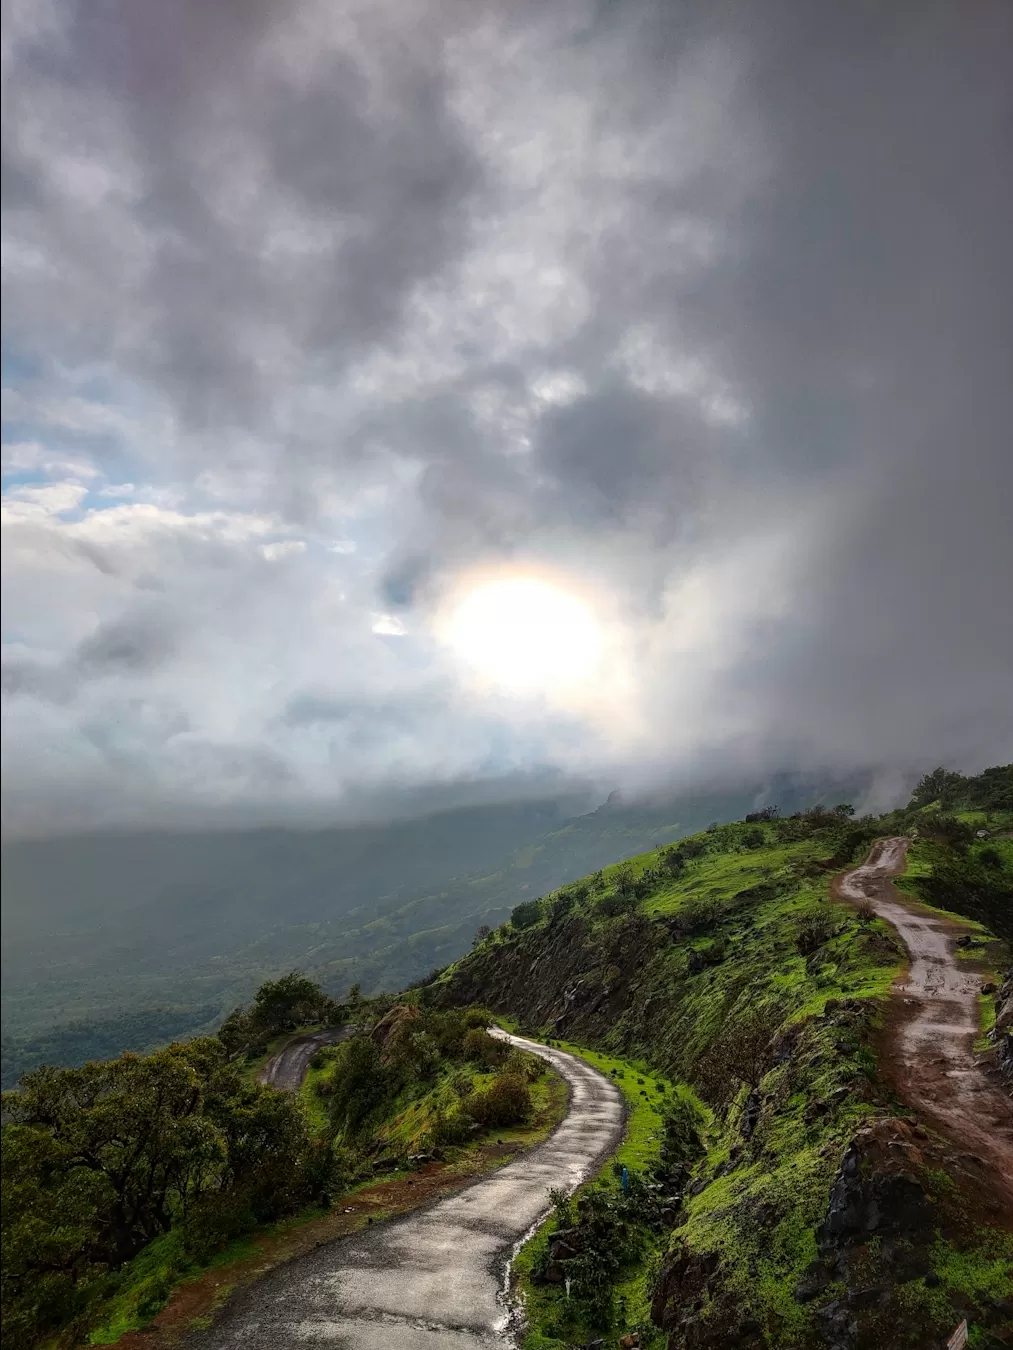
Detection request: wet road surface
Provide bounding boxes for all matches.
[260,1027,355,1092]
[191,1031,625,1348]
[838,837,1013,1203]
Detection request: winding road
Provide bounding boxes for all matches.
[838,837,1013,1204]
[192,1031,625,1348]
[259,1026,355,1092]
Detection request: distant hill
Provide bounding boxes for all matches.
[1,774,864,1085]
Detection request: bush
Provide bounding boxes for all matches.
[465,1073,532,1128]
[660,1093,705,1165]
[511,899,544,930]
[504,1048,545,1081]
[463,1006,494,1029]
[430,1107,476,1146]
[326,1036,403,1137]
[741,826,766,850]
[923,815,974,849]
[745,806,779,823]
[595,890,640,919]
[463,1028,508,1069]
[795,911,836,955]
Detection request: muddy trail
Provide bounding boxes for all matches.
[837,836,1013,1210]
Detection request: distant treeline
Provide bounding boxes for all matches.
[1,1005,221,1091]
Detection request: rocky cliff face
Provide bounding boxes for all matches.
[991,967,1013,1092]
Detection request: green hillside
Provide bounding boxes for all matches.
[432,766,1013,1349]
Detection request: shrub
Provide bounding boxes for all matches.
[511,899,544,930]
[504,1048,545,1081]
[430,1107,476,1146]
[924,815,974,849]
[326,1036,403,1137]
[596,890,640,919]
[741,826,766,850]
[979,847,1004,870]
[745,806,779,823]
[795,911,836,955]
[660,1093,705,1165]
[463,1028,508,1069]
[466,1073,532,1128]
[463,1006,494,1029]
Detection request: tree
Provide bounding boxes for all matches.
[1,1036,313,1290]
[472,925,492,947]
[250,974,332,1037]
[910,767,967,810]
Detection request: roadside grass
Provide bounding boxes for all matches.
[504,1034,692,1350]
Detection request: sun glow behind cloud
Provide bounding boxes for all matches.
[437,571,606,703]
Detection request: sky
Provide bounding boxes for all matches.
[2,0,1012,836]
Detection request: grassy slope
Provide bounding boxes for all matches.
[437,818,1013,1348]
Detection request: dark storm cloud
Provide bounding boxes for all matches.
[2,0,1012,833]
[2,0,482,432]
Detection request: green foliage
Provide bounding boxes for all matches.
[463,1027,509,1069]
[1,1039,317,1349]
[660,1092,705,1166]
[794,908,837,955]
[919,850,1013,942]
[910,763,1013,812]
[250,973,336,1038]
[465,1072,532,1128]
[512,899,545,930]
[324,1035,403,1139]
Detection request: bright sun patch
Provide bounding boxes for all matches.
[440,574,604,698]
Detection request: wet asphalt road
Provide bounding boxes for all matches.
[259,1026,356,1092]
[191,1031,625,1348]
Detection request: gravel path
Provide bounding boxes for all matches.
[190,1031,625,1348]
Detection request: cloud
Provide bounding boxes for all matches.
[2,0,1012,834]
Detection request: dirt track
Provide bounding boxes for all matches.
[838,837,1013,1208]
[188,1031,624,1348]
